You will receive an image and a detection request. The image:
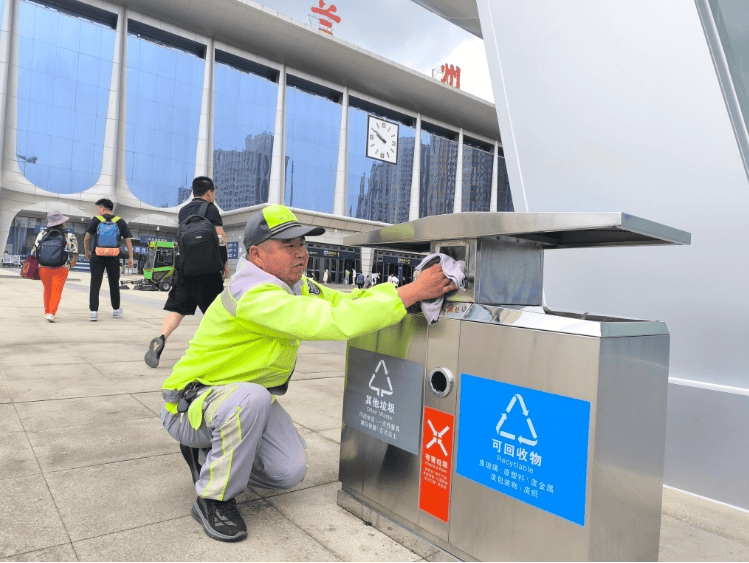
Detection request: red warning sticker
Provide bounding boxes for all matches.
[418,406,455,522]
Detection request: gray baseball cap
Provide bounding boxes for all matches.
[243,205,325,249]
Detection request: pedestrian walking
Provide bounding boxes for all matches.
[345,269,350,284]
[31,211,78,322]
[323,268,329,283]
[356,272,364,289]
[84,199,133,321]
[160,204,456,542]
[145,177,229,368]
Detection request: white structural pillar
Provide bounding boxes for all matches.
[0,0,15,176]
[268,66,286,205]
[408,113,422,220]
[360,246,374,277]
[93,5,124,198]
[114,9,130,197]
[490,141,499,211]
[195,38,214,179]
[453,128,463,213]
[333,87,349,216]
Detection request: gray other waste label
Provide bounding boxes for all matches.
[343,347,424,455]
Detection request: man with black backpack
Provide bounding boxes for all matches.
[84,198,134,322]
[145,177,229,368]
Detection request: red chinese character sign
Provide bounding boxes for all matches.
[310,1,341,35]
[432,63,461,89]
[419,407,455,522]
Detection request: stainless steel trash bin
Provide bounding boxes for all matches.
[338,212,690,561]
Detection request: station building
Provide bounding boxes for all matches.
[0,0,511,282]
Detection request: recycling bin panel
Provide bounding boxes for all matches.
[450,321,600,561]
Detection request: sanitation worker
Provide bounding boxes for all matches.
[160,204,456,542]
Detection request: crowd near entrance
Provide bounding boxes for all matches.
[306,243,360,284]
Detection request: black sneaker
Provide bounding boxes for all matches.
[144,336,165,368]
[180,444,202,484]
[191,497,247,542]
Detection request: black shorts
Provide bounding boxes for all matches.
[164,271,224,316]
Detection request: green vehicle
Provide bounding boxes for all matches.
[134,241,175,292]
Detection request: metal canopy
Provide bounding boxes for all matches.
[342,212,691,252]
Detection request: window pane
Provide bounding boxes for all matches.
[126,34,204,207]
[213,61,278,211]
[419,131,458,217]
[497,155,514,212]
[284,85,341,213]
[461,145,493,212]
[16,1,115,193]
[346,107,415,222]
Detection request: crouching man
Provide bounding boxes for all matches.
[160,204,456,542]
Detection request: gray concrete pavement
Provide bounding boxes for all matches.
[1,267,748,561]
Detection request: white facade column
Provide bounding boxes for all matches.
[360,246,374,277]
[0,0,15,176]
[268,65,286,204]
[453,127,463,213]
[332,86,348,216]
[408,113,422,221]
[92,5,124,200]
[114,9,130,198]
[490,141,499,211]
[195,38,214,179]
[3,0,25,179]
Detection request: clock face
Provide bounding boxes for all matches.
[366,115,399,165]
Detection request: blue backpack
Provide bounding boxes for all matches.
[95,215,121,256]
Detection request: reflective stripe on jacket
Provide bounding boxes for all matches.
[162,256,406,427]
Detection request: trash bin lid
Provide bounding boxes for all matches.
[343,212,690,252]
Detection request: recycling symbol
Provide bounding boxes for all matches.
[369,359,393,397]
[495,394,538,446]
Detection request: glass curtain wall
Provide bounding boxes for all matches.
[347,107,415,223]
[496,155,514,211]
[419,129,458,217]
[125,29,204,208]
[284,84,341,213]
[16,0,116,193]
[461,143,493,212]
[213,59,277,211]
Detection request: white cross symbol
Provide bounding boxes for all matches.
[426,419,449,457]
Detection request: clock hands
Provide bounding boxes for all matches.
[374,130,387,143]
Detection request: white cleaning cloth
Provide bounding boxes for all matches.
[415,253,466,324]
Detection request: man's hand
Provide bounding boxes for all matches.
[128,258,134,268]
[223,264,230,280]
[85,250,91,260]
[397,264,457,309]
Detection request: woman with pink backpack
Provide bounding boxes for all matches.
[31,211,79,322]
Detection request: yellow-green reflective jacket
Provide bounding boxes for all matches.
[162,256,406,428]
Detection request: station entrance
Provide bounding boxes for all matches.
[374,249,426,285]
[306,244,360,284]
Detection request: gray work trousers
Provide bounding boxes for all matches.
[161,382,307,500]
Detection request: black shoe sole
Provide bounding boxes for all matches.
[144,337,164,368]
[191,500,247,542]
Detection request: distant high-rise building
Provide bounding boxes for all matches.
[214,132,274,210]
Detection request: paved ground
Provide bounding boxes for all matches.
[1,266,748,561]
